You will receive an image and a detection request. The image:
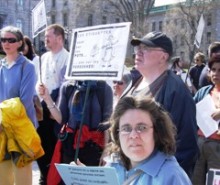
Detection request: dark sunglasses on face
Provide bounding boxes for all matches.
[0,38,18,43]
[113,81,124,85]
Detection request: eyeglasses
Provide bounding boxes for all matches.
[134,45,165,54]
[118,124,153,135]
[113,81,124,85]
[0,38,18,44]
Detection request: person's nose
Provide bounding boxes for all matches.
[128,128,139,138]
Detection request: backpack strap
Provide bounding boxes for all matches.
[20,60,27,80]
[65,81,106,117]
[122,170,143,185]
[96,81,106,120]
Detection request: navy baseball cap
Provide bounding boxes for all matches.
[131,31,173,56]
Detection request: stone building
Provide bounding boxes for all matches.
[1,0,220,64]
[0,0,40,37]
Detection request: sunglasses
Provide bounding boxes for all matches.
[0,38,18,43]
[113,81,124,85]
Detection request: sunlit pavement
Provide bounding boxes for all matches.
[32,161,40,185]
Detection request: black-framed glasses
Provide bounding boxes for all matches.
[113,81,124,85]
[118,124,153,135]
[0,38,18,44]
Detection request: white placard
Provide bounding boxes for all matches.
[55,163,120,185]
[196,94,218,137]
[65,22,131,81]
[206,168,220,185]
[32,0,47,38]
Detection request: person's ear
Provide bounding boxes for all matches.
[162,52,169,61]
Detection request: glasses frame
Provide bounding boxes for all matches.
[0,37,18,44]
[118,124,153,135]
[134,45,165,54]
[113,81,124,85]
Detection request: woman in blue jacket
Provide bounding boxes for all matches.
[0,26,37,185]
[104,96,192,185]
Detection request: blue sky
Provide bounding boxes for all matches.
[154,0,185,6]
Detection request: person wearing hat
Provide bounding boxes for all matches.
[122,31,198,178]
[199,42,220,88]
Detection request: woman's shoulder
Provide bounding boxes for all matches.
[156,156,191,184]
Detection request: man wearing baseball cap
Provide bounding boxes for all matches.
[123,31,198,178]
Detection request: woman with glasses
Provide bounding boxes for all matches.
[0,26,39,185]
[103,96,191,184]
[112,66,132,107]
[122,31,198,178]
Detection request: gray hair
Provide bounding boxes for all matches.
[0,26,24,51]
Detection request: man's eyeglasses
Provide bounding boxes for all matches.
[118,124,153,135]
[0,38,18,44]
[113,81,124,85]
[134,45,165,54]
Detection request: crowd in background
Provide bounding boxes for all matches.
[0,23,220,185]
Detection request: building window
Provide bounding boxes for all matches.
[63,13,68,27]
[115,18,120,23]
[181,20,185,29]
[88,14,93,26]
[173,36,177,48]
[17,0,23,6]
[174,19,178,26]
[180,36,184,46]
[52,0,56,8]
[102,16,107,24]
[159,21,163,31]
[190,34,194,42]
[152,22,156,31]
[51,15,56,24]
[0,17,3,29]
[180,51,185,61]
[207,32,211,44]
[191,20,195,29]
[207,13,212,26]
[63,0,68,6]
[16,19,23,31]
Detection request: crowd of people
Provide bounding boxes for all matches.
[0,23,220,185]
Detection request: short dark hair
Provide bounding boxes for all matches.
[46,24,65,41]
[107,96,176,169]
[23,36,36,60]
[0,25,24,51]
[208,42,220,58]
[208,57,220,69]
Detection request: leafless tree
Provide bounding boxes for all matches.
[105,0,155,36]
[164,0,219,64]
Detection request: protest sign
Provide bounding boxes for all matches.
[65,22,131,81]
[55,163,120,185]
[206,168,220,185]
[32,0,47,38]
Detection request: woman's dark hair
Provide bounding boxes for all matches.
[0,26,24,52]
[107,96,176,170]
[208,57,220,69]
[170,57,181,73]
[23,36,36,60]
